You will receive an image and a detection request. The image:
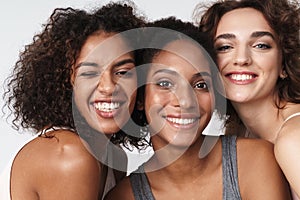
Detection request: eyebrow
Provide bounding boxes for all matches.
[75,58,135,69]
[153,68,178,76]
[214,31,275,42]
[153,68,212,78]
[113,58,135,67]
[75,62,98,69]
[193,71,212,79]
[251,31,274,39]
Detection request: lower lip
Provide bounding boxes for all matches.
[95,108,119,118]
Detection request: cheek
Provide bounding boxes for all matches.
[120,76,138,96]
[144,86,169,121]
[73,80,96,112]
[216,55,228,71]
[128,91,137,114]
[198,94,214,114]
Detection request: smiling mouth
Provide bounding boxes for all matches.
[94,102,121,112]
[165,117,198,125]
[227,73,257,81]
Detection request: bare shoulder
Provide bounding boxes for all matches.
[236,137,276,178]
[275,119,300,160]
[237,137,274,159]
[104,176,134,200]
[11,129,101,199]
[236,137,291,200]
[274,114,300,196]
[276,112,300,149]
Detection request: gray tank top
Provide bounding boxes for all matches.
[129,136,241,200]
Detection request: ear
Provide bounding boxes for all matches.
[279,69,288,79]
[137,100,144,111]
[70,69,76,86]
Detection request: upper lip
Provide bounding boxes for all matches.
[225,71,258,76]
[163,114,200,126]
[163,113,200,119]
[92,99,124,109]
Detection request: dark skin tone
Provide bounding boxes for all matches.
[105,40,290,200]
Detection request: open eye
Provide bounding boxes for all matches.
[156,80,173,89]
[215,44,233,52]
[194,81,209,91]
[254,43,271,49]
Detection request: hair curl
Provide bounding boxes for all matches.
[3,1,148,148]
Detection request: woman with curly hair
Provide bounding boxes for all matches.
[105,17,290,200]
[197,0,300,198]
[1,1,147,199]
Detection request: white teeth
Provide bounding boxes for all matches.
[166,117,196,125]
[94,102,120,112]
[230,74,254,81]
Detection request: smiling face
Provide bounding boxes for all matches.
[144,40,215,149]
[214,8,282,104]
[73,32,137,135]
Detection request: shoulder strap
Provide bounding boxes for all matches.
[222,135,242,200]
[130,166,155,200]
[284,112,300,123]
[277,112,300,135]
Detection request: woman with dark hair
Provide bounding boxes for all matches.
[197,0,300,198]
[105,17,290,200]
[1,2,147,199]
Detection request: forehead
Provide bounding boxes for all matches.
[161,39,211,68]
[77,32,132,64]
[150,40,212,76]
[217,8,273,34]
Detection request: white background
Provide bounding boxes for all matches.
[0,0,212,174]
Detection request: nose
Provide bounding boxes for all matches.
[234,46,252,66]
[97,71,115,95]
[174,83,197,109]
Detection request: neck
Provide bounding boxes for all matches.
[231,98,284,143]
[145,136,221,182]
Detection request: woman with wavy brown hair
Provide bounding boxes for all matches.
[1,2,147,199]
[197,0,300,198]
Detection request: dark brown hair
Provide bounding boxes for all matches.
[195,0,300,135]
[3,1,148,148]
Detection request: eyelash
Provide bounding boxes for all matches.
[115,69,134,78]
[156,80,173,89]
[215,43,272,52]
[155,80,210,92]
[79,71,99,77]
[194,81,209,90]
[253,43,271,49]
[215,45,232,52]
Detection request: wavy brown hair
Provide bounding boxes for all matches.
[3,1,149,148]
[194,0,300,135]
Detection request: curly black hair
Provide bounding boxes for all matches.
[3,1,149,148]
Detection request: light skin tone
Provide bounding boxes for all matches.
[105,39,290,200]
[215,7,300,197]
[10,32,137,200]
